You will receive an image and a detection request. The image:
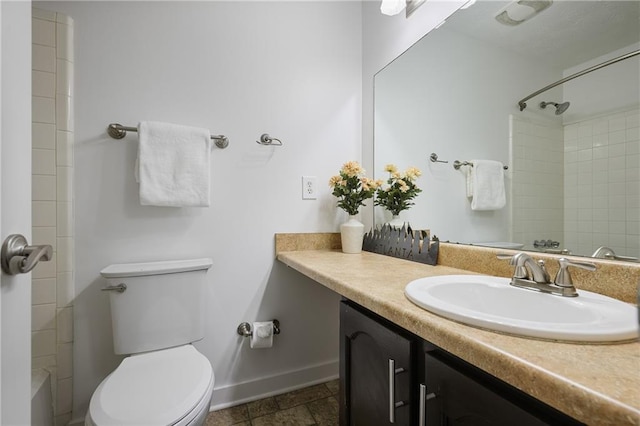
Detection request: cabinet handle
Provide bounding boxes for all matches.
[388,359,406,423]
[419,383,437,426]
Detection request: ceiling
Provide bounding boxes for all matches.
[445,0,640,70]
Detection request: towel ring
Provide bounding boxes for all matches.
[256,133,283,146]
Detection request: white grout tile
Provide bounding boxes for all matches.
[56,271,74,307]
[56,60,73,97]
[627,112,640,129]
[33,18,56,47]
[33,149,56,175]
[56,377,73,415]
[57,343,73,379]
[33,123,56,149]
[33,70,56,98]
[608,142,625,158]
[33,226,57,251]
[32,252,57,280]
[32,201,57,227]
[33,8,57,22]
[627,126,640,142]
[56,167,73,202]
[57,202,73,237]
[32,175,57,201]
[592,119,608,136]
[57,307,73,343]
[32,330,56,357]
[626,154,640,170]
[33,96,56,124]
[56,23,74,62]
[56,13,74,26]
[56,131,74,167]
[32,278,57,305]
[609,116,627,132]
[32,303,56,331]
[56,237,74,273]
[55,96,73,131]
[32,355,57,370]
[33,45,56,72]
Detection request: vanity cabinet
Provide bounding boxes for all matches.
[340,300,582,426]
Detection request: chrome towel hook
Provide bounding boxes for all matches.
[256,133,283,146]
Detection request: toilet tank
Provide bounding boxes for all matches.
[100,258,213,355]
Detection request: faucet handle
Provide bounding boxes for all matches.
[554,258,596,288]
[537,260,551,283]
[496,253,527,279]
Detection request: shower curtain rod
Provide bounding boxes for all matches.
[518,49,640,112]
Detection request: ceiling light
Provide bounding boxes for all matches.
[381,0,406,16]
[495,0,552,26]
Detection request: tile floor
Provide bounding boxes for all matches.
[205,380,339,426]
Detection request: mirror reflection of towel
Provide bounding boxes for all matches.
[470,160,505,211]
[137,121,212,207]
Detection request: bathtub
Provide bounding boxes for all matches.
[31,369,53,426]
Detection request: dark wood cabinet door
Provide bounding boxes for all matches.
[340,301,414,426]
[423,348,583,426]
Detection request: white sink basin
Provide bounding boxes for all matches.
[405,275,639,342]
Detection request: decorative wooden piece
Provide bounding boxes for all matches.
[363,224,439,265]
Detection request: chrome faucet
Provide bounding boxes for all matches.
[498,253,596,297]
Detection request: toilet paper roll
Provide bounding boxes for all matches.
[250,321,274,349]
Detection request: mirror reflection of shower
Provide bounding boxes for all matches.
[539,101,570,115]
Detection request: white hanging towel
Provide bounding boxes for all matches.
[470,160,506,211]
[137,121,212,207]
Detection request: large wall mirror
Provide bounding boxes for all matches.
[374,0,640,261]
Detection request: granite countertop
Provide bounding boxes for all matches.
[276,248,640,426]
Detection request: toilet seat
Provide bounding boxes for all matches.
[88,345,214,426]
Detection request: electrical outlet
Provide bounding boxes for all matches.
[302,176,317,200]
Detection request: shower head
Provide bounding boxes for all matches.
[540,101,570,115]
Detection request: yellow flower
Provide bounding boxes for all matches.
[328,175,342,188]
[391,171,401,179]
[342,161,363,178]
[404,167,422,180]
[384,164,398,173]
[398,180,410,192]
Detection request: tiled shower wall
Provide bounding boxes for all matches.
[31,7,75,425]
[510,115,565,250]
[563,108,640,257]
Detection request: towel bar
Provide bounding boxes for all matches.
[107,123,229,149]
[453,160,508,170]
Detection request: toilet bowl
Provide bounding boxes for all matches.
[86,345,214,426]
[87,258,214,426]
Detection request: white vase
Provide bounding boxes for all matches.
[388,214,405,229]
[340,216,365,254]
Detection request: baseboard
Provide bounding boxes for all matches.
[209,358,339,411]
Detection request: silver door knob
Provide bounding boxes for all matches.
[1,234,52,275]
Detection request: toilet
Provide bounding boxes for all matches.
[86,258,215,426]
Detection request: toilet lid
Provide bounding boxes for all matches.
[89,345,213,425]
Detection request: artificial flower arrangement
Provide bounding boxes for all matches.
[375,164,422,216]
[329,161,382,216]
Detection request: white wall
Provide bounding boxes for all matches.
[39,1,361,421]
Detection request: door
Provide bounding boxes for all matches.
[1,1,33,424]
[340,301,414,426]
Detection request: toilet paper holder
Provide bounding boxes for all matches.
[237,319,280,337]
